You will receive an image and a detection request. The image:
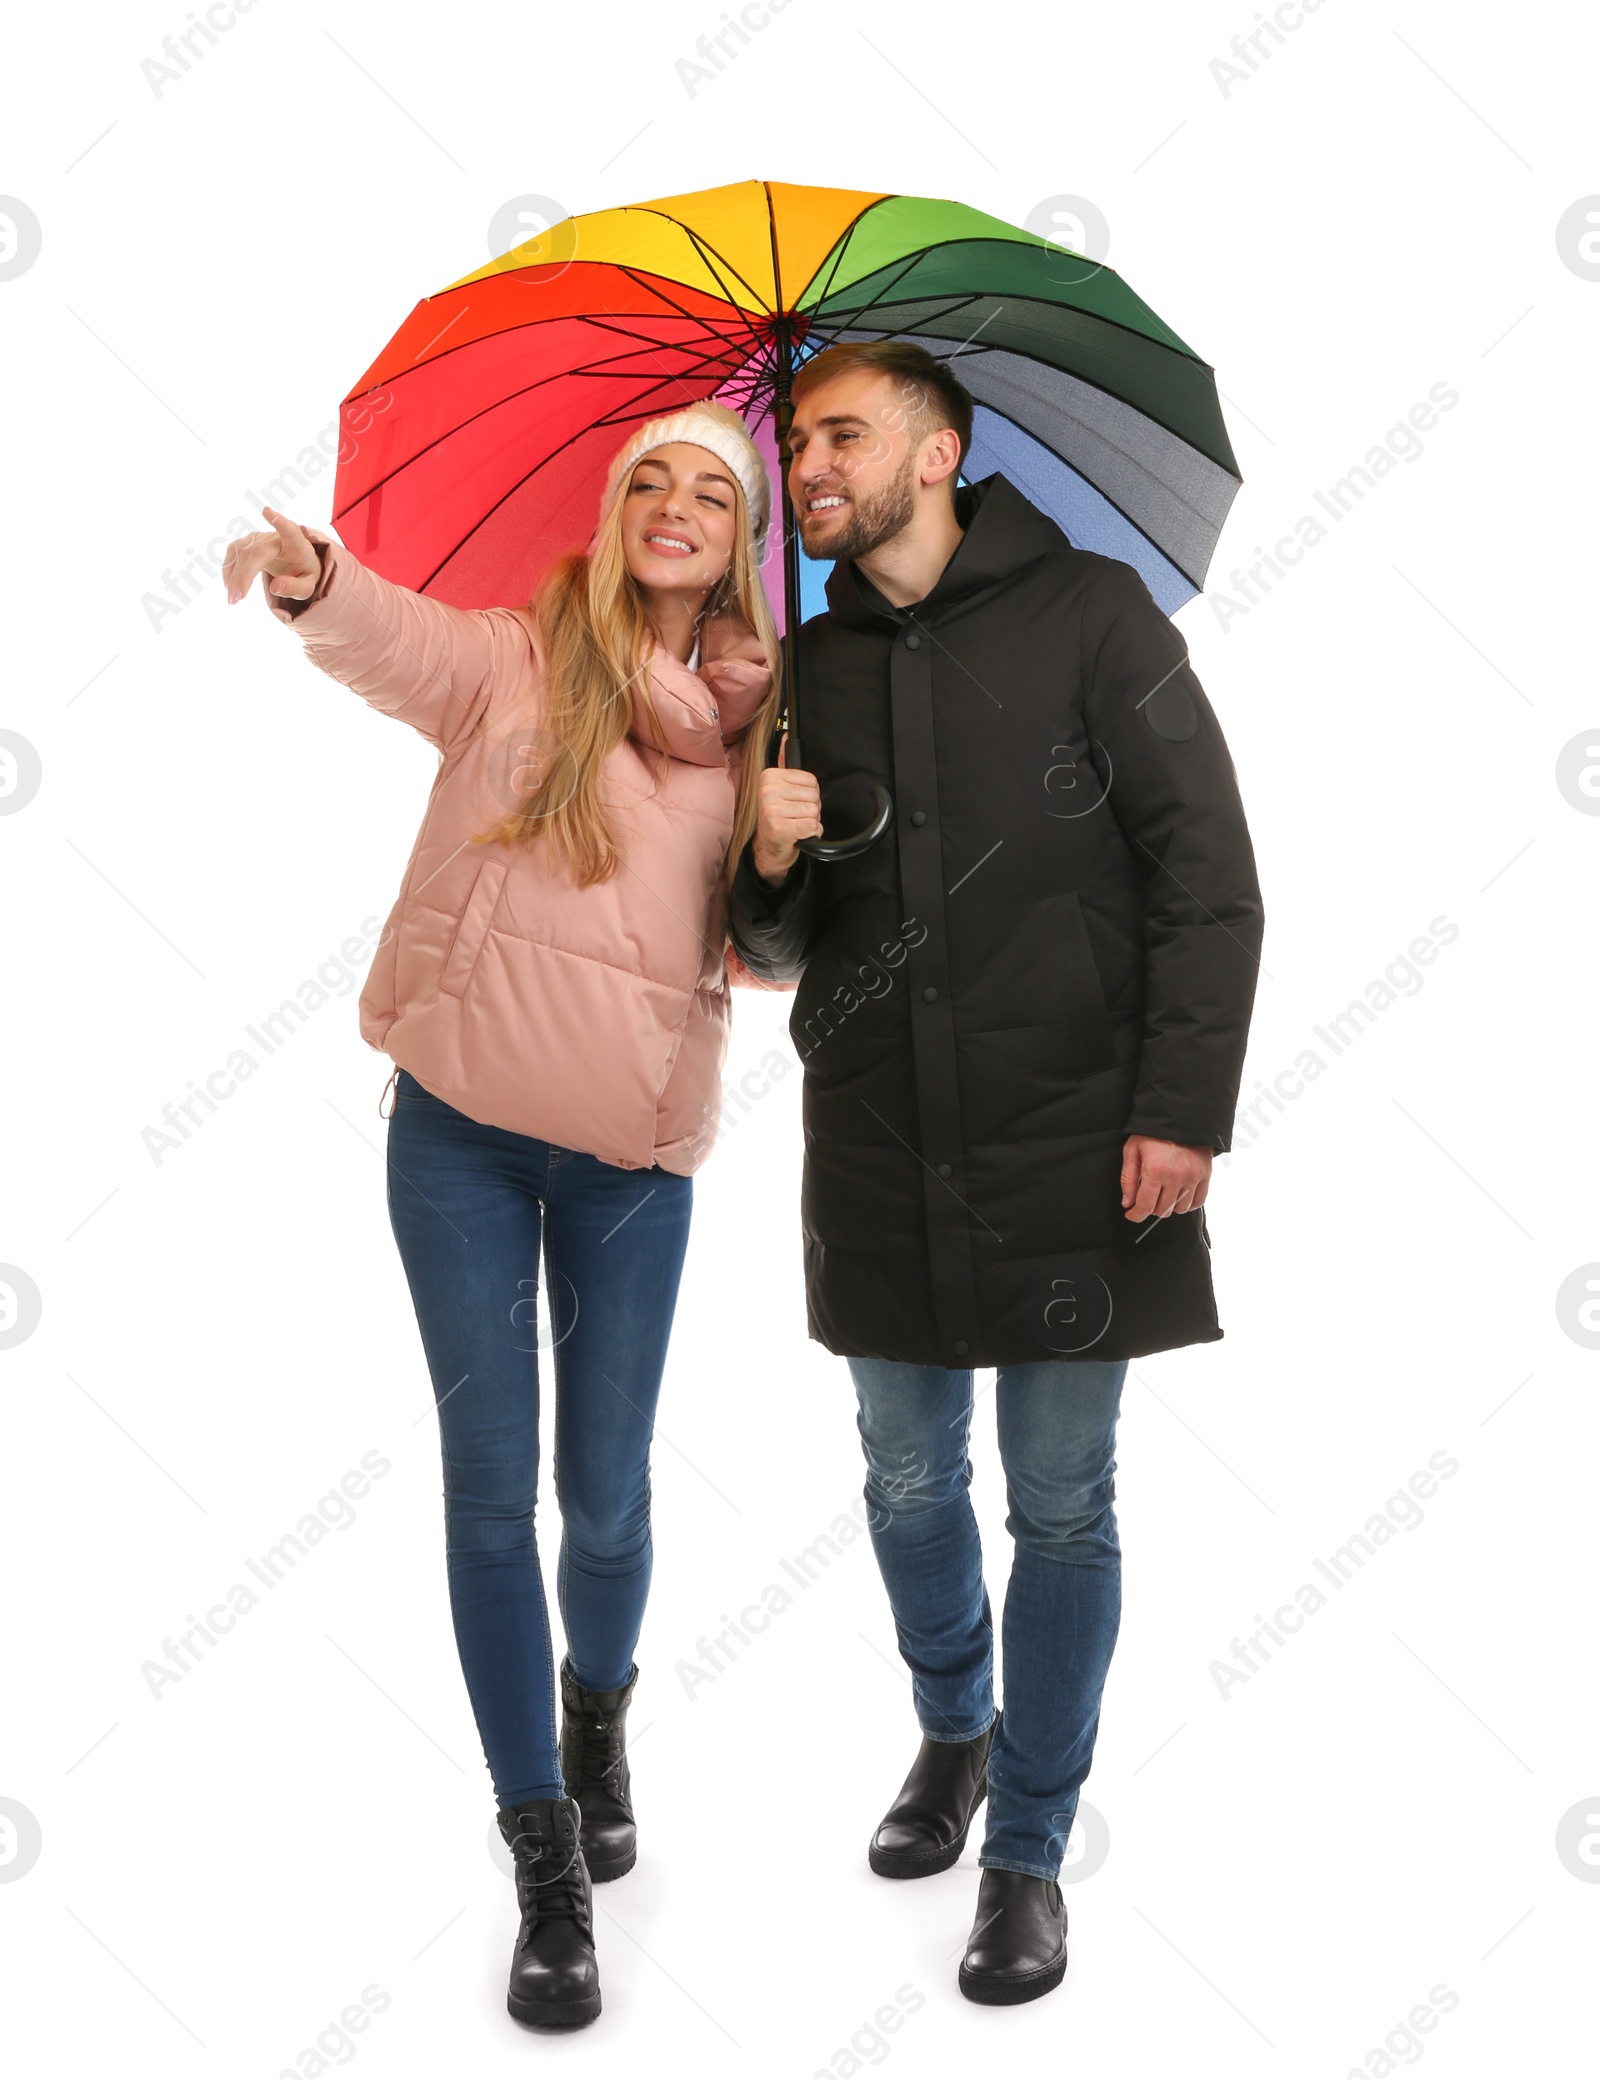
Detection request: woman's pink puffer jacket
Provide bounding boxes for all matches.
[263,531,774,1174]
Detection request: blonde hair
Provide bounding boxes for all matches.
[472,436,781,890]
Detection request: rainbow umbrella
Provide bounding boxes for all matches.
[334,180,1240,857]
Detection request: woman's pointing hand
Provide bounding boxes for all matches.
[222,506,322,606]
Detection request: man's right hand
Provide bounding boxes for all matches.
[753,737,823,884]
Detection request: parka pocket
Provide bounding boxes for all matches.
[1040,890,1119,1073]
[438,857,508,998]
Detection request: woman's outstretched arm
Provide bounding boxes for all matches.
[222,506,535,754]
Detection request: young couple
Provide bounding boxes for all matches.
[222,340,1264,2031]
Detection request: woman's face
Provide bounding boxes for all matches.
[620,442,741,603]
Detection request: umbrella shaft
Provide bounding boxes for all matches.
[774,318,804,768]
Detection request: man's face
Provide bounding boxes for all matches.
[788,368,927,562]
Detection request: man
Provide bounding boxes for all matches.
[729,340,1264,2006]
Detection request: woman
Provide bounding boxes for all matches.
[222,402,783,2031]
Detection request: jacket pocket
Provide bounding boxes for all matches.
[438,857,508,998]
[1041,890,1119,1073]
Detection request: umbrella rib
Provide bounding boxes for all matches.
[963,390,1219,587]
[809,237,1213,368]
[333,319,764,519]
[406,362,759,595]
[601,241,773,403]
[793,237,1233,583]
[563,316,768,427]
[561,291,757,363]
[575,318,753,384]
[730,365,779,415]
[804,254,980,350]
[819,290,984,341]
[345,273,758,399]
[582,373,743,425]
[673,233,774,367]
[608,262,767,359]
[404,415,649,595]
[337,323,655,405]
[336,273,776,536]
[809,288,986,356]
[814,292,1232,460]
[613,205,775,316]
[792,194,899,316]
[473,201,775,318]
[762,179,786,316]
[804,241,949,322]
[533,312,751,372]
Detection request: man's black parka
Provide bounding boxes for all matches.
[729,473,1265,1366]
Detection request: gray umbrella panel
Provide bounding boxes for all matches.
[823,328,1242,610]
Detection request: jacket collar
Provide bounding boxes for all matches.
[630,639,770,767]
[823,473,1067,630]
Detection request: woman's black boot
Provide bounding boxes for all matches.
[559,1660,639,1881]
[496,1795,601,2029]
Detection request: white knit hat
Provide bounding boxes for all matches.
[597,400,771,545]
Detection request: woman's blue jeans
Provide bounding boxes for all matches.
[847,1356,1128,1882]
[385,1069,692,1810]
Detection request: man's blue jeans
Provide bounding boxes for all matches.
[847,1356,1128,1881]
[386,1069,693,1809]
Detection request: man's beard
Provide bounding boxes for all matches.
[803,451,918,562]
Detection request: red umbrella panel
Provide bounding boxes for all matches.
[334,259,787,620]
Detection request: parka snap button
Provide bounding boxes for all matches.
[954,1340,969,1357]
[922,987,939,1002]
[909,810,927,827]
[904,632,920,648]
[937,1163,953,1178]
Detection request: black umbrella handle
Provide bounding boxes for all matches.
[774,341,892,864]
[796,782,895,861]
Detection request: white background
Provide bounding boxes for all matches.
[2,2,1596,2074]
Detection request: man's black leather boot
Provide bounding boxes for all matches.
[958,1866,1069,2005]
[868,1716,995,1878]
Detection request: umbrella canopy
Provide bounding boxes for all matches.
[332,179,1241,626]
